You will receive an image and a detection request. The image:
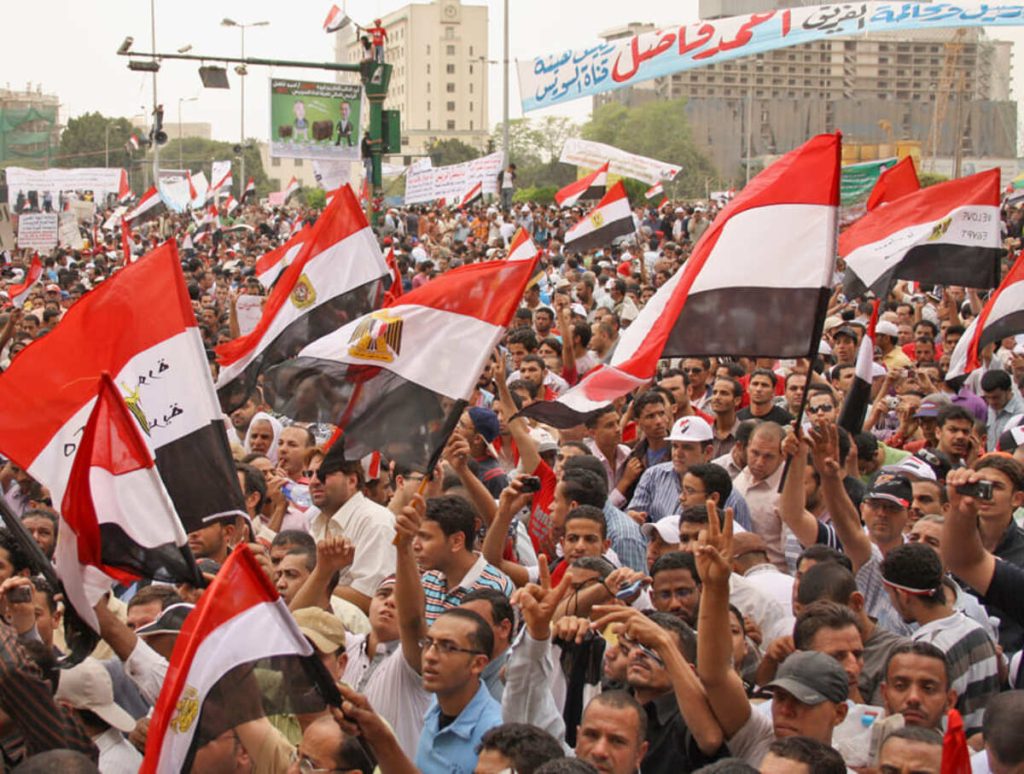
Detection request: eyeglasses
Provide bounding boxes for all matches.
[681,485,706,498]
[806,405,833,414]
[289,749,342,773]
[618,635,665,666]
[418,636,484,657]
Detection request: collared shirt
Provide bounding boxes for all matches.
[627,461,753,529]
[343,633,401,694]
[481,648,509,701]
[711,416,740,459]
[584,438,631,494]
[308,492,396,598]
[732,466,786,570]
[422,555,513,626]
[641,691,725,774]
[93,727,142,774]
[604,502,647,573]
[988,393,1024,450]
[742,564,793,617]
[124,638,169,706]
[415,681,503,774]
[711,451,744,480]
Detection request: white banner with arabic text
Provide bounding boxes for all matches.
[560,139,681,186]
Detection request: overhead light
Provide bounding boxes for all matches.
[221,18,238,27]
[128,60,160,72]
[178,44,193,53]
[118,37,134,55]
[199,66,230,88]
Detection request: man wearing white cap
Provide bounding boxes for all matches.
[641,515,681,572]
[875,321,913,372]
[55,657,142,773]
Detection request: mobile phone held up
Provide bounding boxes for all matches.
[518,475,542,494]
[955,480,993,501]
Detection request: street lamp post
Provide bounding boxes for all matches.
[222,18,269,194]
[502,0,509,164]
[177,96,198,169]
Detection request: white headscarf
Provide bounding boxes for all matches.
[244,411,283,464]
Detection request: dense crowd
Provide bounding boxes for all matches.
[0,192,1023,774]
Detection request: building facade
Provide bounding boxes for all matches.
[336,0,489,157]
[0,85,60,167]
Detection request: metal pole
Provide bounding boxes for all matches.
[745,84,753,185]
[105,125,110,167]
[178,98,183,168]
[502,0,509,163]
[240,26,246,195]
[150,0,160,187]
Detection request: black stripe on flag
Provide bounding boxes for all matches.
[977,310,1024,355]
[565,215,634,255]
[98,524,198,583]
[846,243,1003,297]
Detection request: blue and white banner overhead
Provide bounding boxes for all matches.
[518,2,1024,112]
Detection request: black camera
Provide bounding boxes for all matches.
[955,481,993,501]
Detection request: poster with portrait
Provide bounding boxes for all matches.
[269,79,362,161]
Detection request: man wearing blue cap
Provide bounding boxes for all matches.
[457,407,509,499]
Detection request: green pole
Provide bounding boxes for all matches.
[360,62,392,227]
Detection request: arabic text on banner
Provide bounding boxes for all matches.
[269,79,364,162]
[560,139,681,186]
[17,213,59,251]
[518,2,1024,112]
[404,152,504,205]
[5,167,126,200]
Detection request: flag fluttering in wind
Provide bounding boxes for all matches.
[263,229,539,468]
[255,224,311,290]
[216,184,390,414]
[520,133,841,428]
[323,4,351,32]
[458,181,483,209]
[0,240,247,535]
[55,372,198,632]
[866,156,920,211]
[842,168,1002,297]
[126,134,141,153]
[142,544,339,774]
[223,194,238,215]
[8,254,42,308]
[117,169,133,204]
[947,252,1024,385]
[644,182,665,202]
[240,177,256,204]
[382,248,403,306]
[556,162,609,209]
[837,300,880,435]
[563,181,635,254]
[283,177,300,203]
[124,186,168,227]
[121,218,133,265]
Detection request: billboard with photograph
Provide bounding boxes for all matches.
[269,79,362,161]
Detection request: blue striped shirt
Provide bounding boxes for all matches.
[627,461,753,529]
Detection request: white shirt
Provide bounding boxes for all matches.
[733,466,786,570]
[93,727,143,774]
[308,492,397,598]
[124,638,168,705]
[742,563,794,618]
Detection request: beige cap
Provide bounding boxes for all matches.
[294,607,347,654]
[55,658,136,733]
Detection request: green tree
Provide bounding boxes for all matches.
[426,138,480,167]
[581,98,717,198]
[58,112,137,169]
[490,117,581,190]
[161,137,271,199]
[918,171,949,188]
[302,188,326,209]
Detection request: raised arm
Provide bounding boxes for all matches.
[808,422,871,571]
[290,537,355,612]
[942,467,997,594]
[494,352,541,473]
[393,494,428,674]
[482,481,533,587]
[443,434,497,526]
[778,428,826,549]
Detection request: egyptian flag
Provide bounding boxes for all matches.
[837,300,880,435]
[323,4,351,32]
[255,224,310,289]
[507,227,540,263]
[556,162,609,209]
[263,233,539,468]
[126,134,141,153]
[117,169,133,204]
[283,177,300,203]
[193,204,220,244]
[563,181,634,254]
[866,156,920,211]
[644,182,665,202]
[216,184,390,414]
[0,240,247,536]
[240,177,256,204]
[947,253,1024,384]
[186,172,199,206]
[519,133,840,428]
[8,254,42,308]
[842,168,1002,297]
[125,186,168,227]
[459,181,483,209]
[142,545,340,774]
[383,248,403,305]
[211,169,233,200]
[55,373,198,632]
[223,194,238,215]
[121,218,133,265]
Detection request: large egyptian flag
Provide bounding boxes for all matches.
[263,231,539,467]
[556,162,609,209]
[255,224,311,289]
[563,181,634,253]
[842,168,1002,297]
[0,240,247,534]
[866,156,920,211]
[837,300,880,435]
[216,184,390,414]
[520,133,840,428]
[55,373,198,632]
[124,185,168,227]
[947,252,1024,384]
[8,254,42,308]
[142,545,338,774]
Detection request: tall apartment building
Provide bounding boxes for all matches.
[0,84,60,167]
[336,0,489,157]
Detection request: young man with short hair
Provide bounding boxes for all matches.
[738,369,793,425]
[880,641,957,732]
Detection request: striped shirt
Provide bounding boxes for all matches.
[422,555,514,626]
[912,611,1001,735]
[627,461,753,530]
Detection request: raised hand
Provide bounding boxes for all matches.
[694,499,733,589]
[511,555,571,640]
[317,536,356,573]
[395,493,425,547]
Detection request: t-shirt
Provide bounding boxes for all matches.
[737,404,793,426]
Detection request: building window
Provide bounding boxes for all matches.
[272,158,281,167]
[469,101,473,111]
[469,64,474,74]
[447,101,456,111]
[445,27,454,40]
[427,82,431,92]
[469,82,474,93]
[447,120,456,130]
[446,44,456,55]
[470,120,474,130]
[447,82,455,92]
[294,159,303,167]
[427,101,431,111]
[446,63,455,74]
[427,120,431,129]
[469,45,474,56]
[427,64,431,74]
[427,45,431,54]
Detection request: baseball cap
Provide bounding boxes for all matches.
[765,651,849,705]
[45,283,60,293]
[865,472,912,509]
[468,407,500,444]
[293,607,347,654]
[882,455,937,482]
[667,416,713,443]
[531,428,558,454]
[136,602,195,638]
[641,515,681,544]
[875,320,900,338]
[56,658,137,733]
[914,393,950,419]
[823,315,844,332]
[832,326,859,341]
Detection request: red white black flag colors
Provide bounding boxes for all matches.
[563,181,635,254]
[241,176,256,204]
[644,182,665,201]
[555,162,609,209]
[459,181,483,209]
[55,372,198,632]
[264,229,539,468]
[142,545,338,774]
[0,241,247,535]
[255,224,311,289]
[118,169,133,204]
[841,168,1002,297]
[283,176,300,203]
[125,186,168,227]
[866,156,920,211]
[8,254,42,308]
[947,253,1024,384]
[520,133,840,428]
[323,4,351,32]
[216,184,390,413]
[837,300,880,435]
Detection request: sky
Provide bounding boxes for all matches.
[5,1,1024,148]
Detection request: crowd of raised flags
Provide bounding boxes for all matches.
[0,131,1023,772]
